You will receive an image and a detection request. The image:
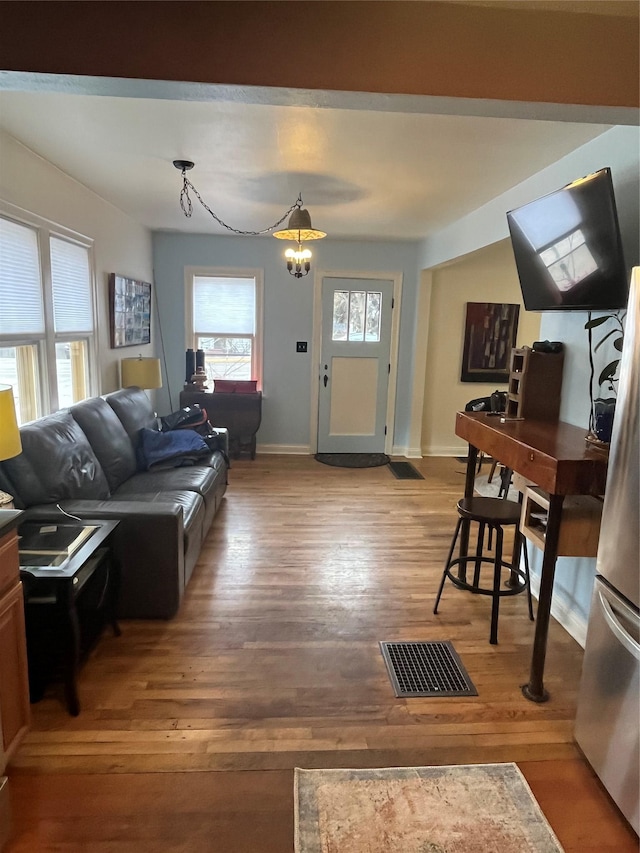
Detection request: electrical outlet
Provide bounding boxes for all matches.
[296,341,308,353]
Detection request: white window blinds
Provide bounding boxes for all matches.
[193,276,255,335]
[50,236,93,333]
[0,217,45,335]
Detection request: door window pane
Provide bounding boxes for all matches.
[348,292,365,341]
[332,290,383,342]
[332,291,348,341]
[365,292,382,342]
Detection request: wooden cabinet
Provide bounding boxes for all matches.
[520,485,603,558]
[0,512,29,850]
[506,346,564,421]
[179,389,262,458]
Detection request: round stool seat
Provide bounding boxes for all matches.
[457,496,521,525]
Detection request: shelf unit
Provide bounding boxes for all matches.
[506,346,564,421]
[520,486,603,558]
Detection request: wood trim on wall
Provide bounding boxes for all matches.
[0,2,638,109]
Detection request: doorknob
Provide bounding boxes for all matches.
[323,374,328,387]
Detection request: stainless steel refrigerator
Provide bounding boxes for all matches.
[575,268,639,834]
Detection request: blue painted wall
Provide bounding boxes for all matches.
[152,126,638,640]
[152,233,420,449]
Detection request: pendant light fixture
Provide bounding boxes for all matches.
[173,161,326,277]
[273,206,326,278]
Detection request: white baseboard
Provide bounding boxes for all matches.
[422,444,466,457]
[256,443,311,455]
[259,445,424,458]
[402,446,423,459]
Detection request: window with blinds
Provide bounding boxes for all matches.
[0,212,96,422]
[189,272,262,387]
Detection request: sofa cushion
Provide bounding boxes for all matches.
[109,489,207,590]
[113,465,219,509]
[71,396,137,491]
[104,387,158,449]
[108,489,205,538]
[2,411,109,508]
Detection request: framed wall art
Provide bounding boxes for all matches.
[460,302,520,383]
[109,274,152,349]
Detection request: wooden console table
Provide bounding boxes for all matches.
[179,389,262,459]
[456,411,608,703]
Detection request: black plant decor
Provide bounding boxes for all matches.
[585,310,626,442]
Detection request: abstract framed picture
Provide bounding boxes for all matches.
[460,302,520,383]
[109,274,152,349]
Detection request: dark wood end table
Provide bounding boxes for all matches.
[18,518,120,716]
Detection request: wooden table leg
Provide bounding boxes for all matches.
[522,493,564,703]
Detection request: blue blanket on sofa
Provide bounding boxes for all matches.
[137,428,210,470]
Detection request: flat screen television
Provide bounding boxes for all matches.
[506,167,629,311]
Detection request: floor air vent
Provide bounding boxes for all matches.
[388,461,424,480]
[380,641,478,698]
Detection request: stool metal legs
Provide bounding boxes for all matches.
[434,516,533,645]
[489,525,504,644]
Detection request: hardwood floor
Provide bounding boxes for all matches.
[5,456,637,851]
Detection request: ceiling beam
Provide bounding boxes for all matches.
[0,1,638,109]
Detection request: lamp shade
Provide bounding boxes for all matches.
[273,207,326,242]
[121,357,162,390]
[0,384,22,461]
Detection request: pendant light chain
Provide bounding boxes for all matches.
[173,160,325,278]
[179,170,303,236]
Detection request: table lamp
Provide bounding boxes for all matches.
[0,384,22,510]
[120,356,162,390]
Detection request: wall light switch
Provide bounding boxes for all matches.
[296,341,308,353]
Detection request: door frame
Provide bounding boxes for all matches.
[310,269,403,455]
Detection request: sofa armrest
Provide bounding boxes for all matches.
[24,501,185,619]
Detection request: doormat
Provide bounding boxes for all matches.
[294,763,565,853]
[379,640,477,697]
[315,453,390,468]
[388,460,424,479]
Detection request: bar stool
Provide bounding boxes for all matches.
[434,496,534,644]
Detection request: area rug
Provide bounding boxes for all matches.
[473,472,518,502]
[315,453,390,468]
[294,763,564,853]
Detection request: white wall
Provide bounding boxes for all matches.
[0,130,154,394]
[419,126,640,271]
[421,240,541,456]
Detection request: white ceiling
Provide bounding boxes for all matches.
[0,82,626,241]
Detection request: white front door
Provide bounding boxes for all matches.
[317,277,394,453]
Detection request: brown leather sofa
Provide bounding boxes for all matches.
[0,387,228,619]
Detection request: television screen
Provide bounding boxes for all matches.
[507,168,629,311]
